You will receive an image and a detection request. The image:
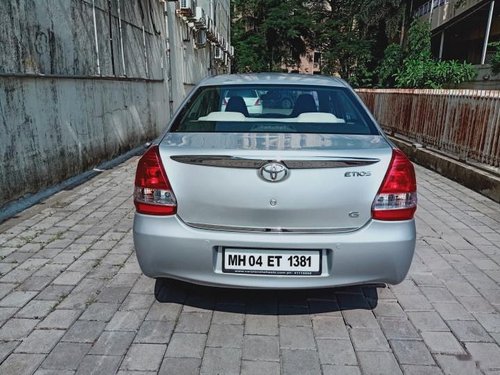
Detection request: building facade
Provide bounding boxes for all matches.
[413,0,499,86]
[0,0,232,206]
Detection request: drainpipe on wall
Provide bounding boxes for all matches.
[108,0,116,76]
[481,0,495,65]
[439,31,445,60]
[92,0,101,75]
[429,0,435,25]
[164,2,174,117]
[117,0,126,76]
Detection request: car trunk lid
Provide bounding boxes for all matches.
[159,133,393,232]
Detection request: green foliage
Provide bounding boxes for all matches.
[309,0,404,83]
[231,0,312,72]
[394,21,476,88]
[230,3,476,88]
[405,20,432,61]
[231,0,404,82]
[490,42,500,75]
[377,44,403,87]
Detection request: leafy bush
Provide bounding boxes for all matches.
[490,42,500,75]
[394,21,476,88]
[377,44,403,87]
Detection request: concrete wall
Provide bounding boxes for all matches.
[0,0,232,207]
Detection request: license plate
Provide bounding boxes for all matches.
[222,248,321,276]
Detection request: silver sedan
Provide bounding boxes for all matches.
[133,73,417,289]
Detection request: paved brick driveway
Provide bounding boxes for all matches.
[0,157,499,375]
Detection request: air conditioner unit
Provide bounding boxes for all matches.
[214,46,224,61]
[177,0,196,18]
[206,19,217,41]
[195,30,207,48]
[194,7,206,29]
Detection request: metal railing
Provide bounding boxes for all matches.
[357,89,500,167]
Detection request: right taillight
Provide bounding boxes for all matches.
[372,149,417,221]
[134,145,177,216]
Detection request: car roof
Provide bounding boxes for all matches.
[198,73,348,88]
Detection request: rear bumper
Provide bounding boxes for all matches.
[133,215,415,289]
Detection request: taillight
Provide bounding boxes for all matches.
[134,145,177,216]
[372,149,417,221]
[255,98,261,106]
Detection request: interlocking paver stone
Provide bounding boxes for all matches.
[242,335,279,361]
[317,339,357,365]
[159,358,201,375]
[134,320,174,344]
[165,333,207,358]
[322,365,361,375]
[76,355,121,375]
[245,314,278,336]
[0,318,39,340]
[282,349,321,375]
[41,342,91,370]
[350,327,391,352]
[62,320,106,343]
[121,343,166,372]
[15,329,65,353]
[357,351,403,375]
[421,331,466,355]
[241,360,280,375]
[200,347,241,374]
[89,331,135,356]
[38,309,81,329]
[280,326,316,349]
[0,353,45,375]
[0,156,499,374]
[207,323,244,348]
[312,316,350,339]
[390,340,435,365]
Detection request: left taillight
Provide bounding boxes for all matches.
[134,145,177,216]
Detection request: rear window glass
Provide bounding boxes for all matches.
[223,89,258,98]
[170,84,379,135]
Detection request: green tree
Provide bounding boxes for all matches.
[308,0,404,85]
[231,0,312,72]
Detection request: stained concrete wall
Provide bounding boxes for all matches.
[0,0,231,206]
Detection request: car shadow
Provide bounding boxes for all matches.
[154,278,382,314]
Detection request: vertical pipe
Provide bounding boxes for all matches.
[92,0,101,75]
[107,0,115,76]
[117,0,126,76]
[439,30,445,60]
[429,0,435,25]
[142,26,149,77]
[481,1,495,65]
[164,2,173,117]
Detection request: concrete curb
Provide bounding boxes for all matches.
[391,137,500,203]
[0,144,147,224]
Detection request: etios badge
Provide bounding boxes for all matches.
[259,162,288,183]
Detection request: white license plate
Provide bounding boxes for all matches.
[222,248,321,276]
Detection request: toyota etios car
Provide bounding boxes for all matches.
[133,73,417,289]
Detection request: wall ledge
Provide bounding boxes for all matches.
[391,136,500,203]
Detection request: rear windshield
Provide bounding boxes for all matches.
[170,84,379,135]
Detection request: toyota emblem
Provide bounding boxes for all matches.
[259,162,288,183]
